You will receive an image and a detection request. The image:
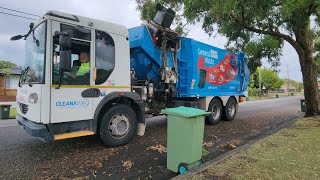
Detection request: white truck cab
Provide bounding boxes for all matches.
[15,11,145,147]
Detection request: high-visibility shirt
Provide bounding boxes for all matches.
[76,62,90,76]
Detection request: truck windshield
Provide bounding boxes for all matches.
[22,21,46,84]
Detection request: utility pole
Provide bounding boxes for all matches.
[259,67,261,98]
[287,64,290,96]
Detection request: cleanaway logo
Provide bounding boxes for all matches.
[198,48,218,59]
[55,99,89,107]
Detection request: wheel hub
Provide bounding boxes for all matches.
[228,103,235,116]
[109,114,130,138]
[211,105,221,120]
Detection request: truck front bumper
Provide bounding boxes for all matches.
[17,115,52,142]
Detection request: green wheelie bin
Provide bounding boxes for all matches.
[0,104,11,120]
[300,99,306,112]
[162,106,210,174]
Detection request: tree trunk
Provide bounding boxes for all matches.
[291,13,320,116]
[304,69,320,116]
[299,54,320,116]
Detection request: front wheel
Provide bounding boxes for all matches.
[99,104,137,147]
[223,98,238,121]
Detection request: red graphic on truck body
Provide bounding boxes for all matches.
[198,53,238,85]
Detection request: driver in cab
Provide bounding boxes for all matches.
[70,51,90,84]
[76,52,90,76]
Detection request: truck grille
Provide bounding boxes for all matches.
[18,103,29,114]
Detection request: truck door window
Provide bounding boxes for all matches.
[52,25,91,85]
[95,30,115,85]
[61,24,91,41]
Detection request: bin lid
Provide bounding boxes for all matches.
[0,104,12,107]
[161,106,210,118]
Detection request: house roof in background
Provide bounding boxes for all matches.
[0,67,22,75]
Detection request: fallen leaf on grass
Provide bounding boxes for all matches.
[146,144,167,153]
[122,160,134,170]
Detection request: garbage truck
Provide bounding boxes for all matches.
[11,10,250,147]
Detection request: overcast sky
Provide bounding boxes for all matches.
[0,0,302,81]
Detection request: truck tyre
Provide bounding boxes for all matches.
[99,104,137,147]
[223,98,238,121]
[206,98,223,125]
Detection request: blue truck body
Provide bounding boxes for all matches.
[129,26,250,98]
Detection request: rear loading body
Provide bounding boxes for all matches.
[179,38,250,97]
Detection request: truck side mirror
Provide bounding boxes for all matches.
[10,35,23,41]
[59,50,71,71]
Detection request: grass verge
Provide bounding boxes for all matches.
[191,116,320,180]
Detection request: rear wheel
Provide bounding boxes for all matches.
[223,98,238,121]
[99,104,137,147]
[206,98,223,125]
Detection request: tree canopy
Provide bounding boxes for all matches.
[252,67,283,90]
[0,60,17,69]
[282,78,304,92]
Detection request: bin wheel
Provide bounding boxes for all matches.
[178,163,188,174]
[199,159,204,165]
[206,98,223,125]
[222,98,238,121]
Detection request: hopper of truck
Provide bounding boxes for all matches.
[129,26,250,98]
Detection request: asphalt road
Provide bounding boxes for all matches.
[0,96,303,180]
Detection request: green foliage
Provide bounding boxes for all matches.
[248,87,261,96]
[3,69,12,77]
[137,0,158,23]
[255,67,283,90]
[136,0,306,72]
[283,78,304,92]
[0,61,17,69]
[244,36,283,72]
[137,0,319,71]
[249,73,255,88]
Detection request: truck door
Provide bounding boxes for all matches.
[50,20,94,123]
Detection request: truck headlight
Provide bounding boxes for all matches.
[29,93,38,104]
